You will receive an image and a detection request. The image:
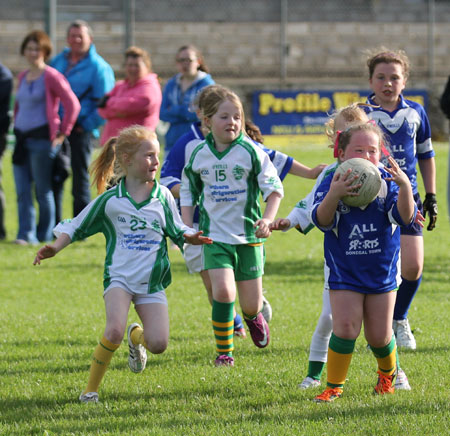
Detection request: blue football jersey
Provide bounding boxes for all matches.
[365,94,434,194]
[311,166,416,294]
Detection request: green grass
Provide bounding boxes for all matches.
[0,142,449,435]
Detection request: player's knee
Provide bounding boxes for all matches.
[334,320,359,339]
[213,286,234,303]
[368,335,391,349]
[317,312,333,335]
[104,326,125,344]
[146,336,168,354]
[401,258,423,280]
[402,265,423,281]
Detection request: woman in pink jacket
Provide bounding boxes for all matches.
[13,30,80,245]
[97,46,162,145]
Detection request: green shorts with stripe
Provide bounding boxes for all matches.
[202,241,265,281]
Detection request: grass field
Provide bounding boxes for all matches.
[1,141,449,436]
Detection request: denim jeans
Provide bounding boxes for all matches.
[53,129,92,221]
[0,135,7,239]
[13,137,56,242]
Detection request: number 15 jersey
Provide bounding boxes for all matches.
[180,132,284,245]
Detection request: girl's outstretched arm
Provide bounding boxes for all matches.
[269,218,291,231]
[183,231,213,245]
[255,191,283,238]
[181,205,195,228]
[289,161,328,179]
[33,233,71,265]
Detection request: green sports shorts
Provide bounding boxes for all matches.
[202,241,265,281]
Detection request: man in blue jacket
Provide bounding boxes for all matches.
[51,20,115,221]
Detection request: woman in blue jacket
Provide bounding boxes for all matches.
[160,45,214,155]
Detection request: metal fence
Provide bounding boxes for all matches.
[1,0,449,82]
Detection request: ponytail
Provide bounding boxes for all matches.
[89,137,118,193]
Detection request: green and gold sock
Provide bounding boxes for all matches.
[326,333,355,388]
[212,300,234,356]
[371,335,397,376]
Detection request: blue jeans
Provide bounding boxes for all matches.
[13,138,56,242]
[53,129,92,221]
[0,135,6,239]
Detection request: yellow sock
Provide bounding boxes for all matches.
[327,334,355,388]
[130,324,149,350]
[83,336,120,394]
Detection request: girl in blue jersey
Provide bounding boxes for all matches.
[365,48,437,350]
[309,122,416,402]
[33,125,211,403]
[271,105,414,392]
[180,85,284,367]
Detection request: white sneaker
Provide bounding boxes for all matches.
[79,392,99,403]
[395,368,411,391]
[393,319,416,350]
[261,295,273,323]
[298,376,321,389]
[127,323,147,373]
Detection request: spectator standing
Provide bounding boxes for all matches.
[13,30,80,244]
[440,75,450,220]
[51,20,115,221]
[98,46,161,145]
[0,62,13,240]
[160,45,214,155]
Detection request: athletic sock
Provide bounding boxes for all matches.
[130,324,149,350]
[212,300,234,356]
[234,313,244,330]
[326,333,355,388]
[242,310,258,321]
[394,275,422,320]
[83,336,120,395]
[307,361,325,380]
[371,335,397,376]
[396,347,402,371]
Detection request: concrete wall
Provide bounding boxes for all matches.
[1,0,449,137]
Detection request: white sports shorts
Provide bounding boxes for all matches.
[104,280,168,306]
[183,243,203,274]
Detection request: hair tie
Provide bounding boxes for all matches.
[381,143,390,157]
[333,131,342,158]
[367,119,376,126]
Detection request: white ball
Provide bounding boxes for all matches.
[335,158,382,207]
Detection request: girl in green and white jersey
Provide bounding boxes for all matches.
[34,125,211,402]
[180,86,283,366]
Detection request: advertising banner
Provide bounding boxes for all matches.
[252,90,428,147]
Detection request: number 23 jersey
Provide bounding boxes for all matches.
[54,179,194,294]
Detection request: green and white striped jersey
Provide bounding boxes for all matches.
[54,179,194,294]
[180,132,284,245]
